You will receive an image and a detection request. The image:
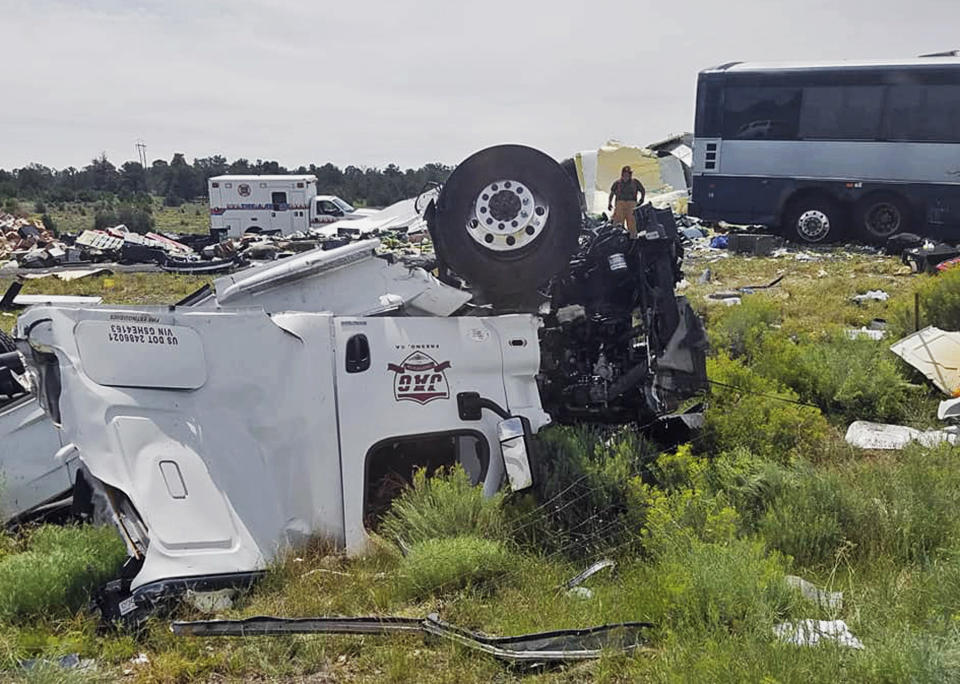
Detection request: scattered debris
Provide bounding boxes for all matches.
[0,281,102,308]
[902,243,960,274]
[785,575,843,610]
[852,290,889,304]
[726,233,782,257]
[564,559,615,590]
[184,588,235,614]
[845,327,886,341]
[21,267,113,281]
[938,397,960,421]
[774,620,864,649]
[845,420,959,450]
[890,327,960,396]
[172,613,654,663]
[566,586,594,599]
[19,653,96,672]
[738,274,784,293]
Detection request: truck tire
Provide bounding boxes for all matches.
[783,195,842,244]
[430,145,582,299]
[855,193,911,242]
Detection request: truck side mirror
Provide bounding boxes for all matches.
[497,416,534,492]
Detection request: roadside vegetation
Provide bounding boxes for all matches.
[3,250,960,681]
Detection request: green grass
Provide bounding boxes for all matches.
[40,197,209,235]
[2,250,960,680]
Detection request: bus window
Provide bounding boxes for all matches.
[722,86,802,140]
[885,85,960,142]
[799,86,884,140]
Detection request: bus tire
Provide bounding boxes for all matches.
[430,145,582,299]
[784,195,841,244]
[855,193,911,242]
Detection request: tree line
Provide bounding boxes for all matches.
[0,153,454,209]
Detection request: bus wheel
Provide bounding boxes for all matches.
[785,197,840,244]
[855,194,910,241]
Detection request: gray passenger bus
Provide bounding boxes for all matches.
[690,57,960,243]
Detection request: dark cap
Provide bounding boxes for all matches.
[621,165,632,174]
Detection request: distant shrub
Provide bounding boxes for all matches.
[708,295,781,358]
[508,426,656,558]
[751,331,914,424]
[40,213,56,234]
[704,354,830,463]
[93,204,154,233]
[164,194,184,208]
[0,525,125,620]
[890,268,960,339]
[654,538,795,634]
[378,466,505,548]
[761,443,960,567]
[396,535,514,599]
[639,446,740,557]
[33,200,46,214]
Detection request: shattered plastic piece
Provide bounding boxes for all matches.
[845,327,886,341]
[172,613,654,663]
[890,326,960,396]
[698,268,711,284]
[184,588,235,614]
[774,620,864,649]
[566,586,594,599]
[845,420,959,450]
[19,653,94,671]
[851,290,889,304]
[937,396,960,421]
[785,575,843,610]
[565,559,615,590]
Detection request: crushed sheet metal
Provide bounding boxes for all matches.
[171,613,653,662]
[564,559,615,590]
[845,420,959,450]
[890,326,960,396]
[21,267,113,282]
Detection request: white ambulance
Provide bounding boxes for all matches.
[208,175,374,238]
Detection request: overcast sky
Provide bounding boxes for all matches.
[2,0,958,170]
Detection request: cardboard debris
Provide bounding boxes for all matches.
[774,620,864,649]
[890,326,960,396]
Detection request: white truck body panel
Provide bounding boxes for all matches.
[206,239,471,316]
[0,397,69,520]
[0,240,470,525]
[18,305,548,589]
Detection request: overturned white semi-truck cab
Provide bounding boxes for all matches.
[11,144,707,622]
[17,304,547,611]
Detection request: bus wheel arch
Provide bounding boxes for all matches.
[782,191,844,244]
[854,192,912,241]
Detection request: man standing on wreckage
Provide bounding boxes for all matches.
[608,165,646,237]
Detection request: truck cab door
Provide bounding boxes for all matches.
[333,316,539,553]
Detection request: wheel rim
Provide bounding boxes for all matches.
[466,179,549,252]
[797,209,830,242]
[864,202,901,237]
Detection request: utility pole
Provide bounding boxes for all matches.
[135,139,147,168]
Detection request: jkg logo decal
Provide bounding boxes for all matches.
[388,351,451,404]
